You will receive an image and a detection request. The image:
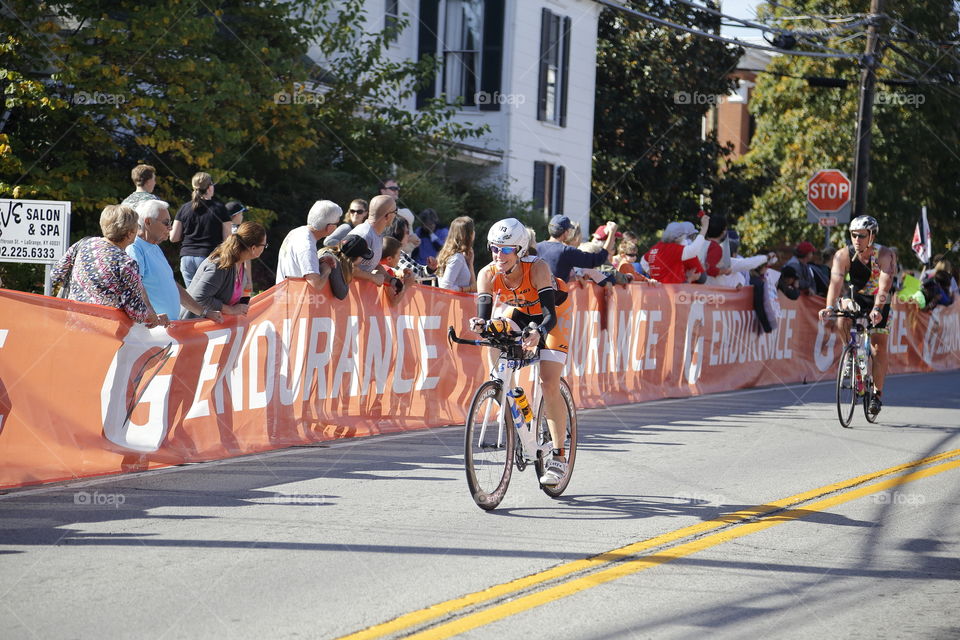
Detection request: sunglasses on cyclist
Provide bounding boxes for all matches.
[850,232,870,239]
[489,245,519,255]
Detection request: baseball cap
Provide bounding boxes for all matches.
[323,223,352,247]
[341,235,373,260]
[796,241,816,256]
[548,215,573,237]
[594,225,622,241]
[677,221,697,237]
[662,222,687,243]
[225,201,247,218]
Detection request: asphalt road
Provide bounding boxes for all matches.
[2,370,959,640]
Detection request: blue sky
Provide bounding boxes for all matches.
[719,0,764,41]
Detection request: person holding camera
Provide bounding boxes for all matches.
[180,222,267,319]
[379,237,415,306]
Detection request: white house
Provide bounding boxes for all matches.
[310,0,603,230]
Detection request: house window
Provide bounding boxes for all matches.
[416,0,504,111]
[533,162,565,218]
[442,0,484,107]
[538,9,571,126]
[385,0,400,34]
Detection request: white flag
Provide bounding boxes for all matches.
[911,206,932,266]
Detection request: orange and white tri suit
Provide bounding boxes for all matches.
[484,256,571,363]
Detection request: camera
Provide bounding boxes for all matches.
[388,276,403,294]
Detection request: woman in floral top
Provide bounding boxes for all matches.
[52,204,160,325]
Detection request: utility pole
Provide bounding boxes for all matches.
[850,0,885,220]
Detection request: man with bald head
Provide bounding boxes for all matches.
[346,194,397,286]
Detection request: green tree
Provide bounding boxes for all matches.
[592,1,742,236]
[0,0,485,290]
[738,0,960,265]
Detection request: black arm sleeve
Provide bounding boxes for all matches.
[476,293,493,321]
[536,287,558,335]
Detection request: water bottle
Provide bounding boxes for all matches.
[508,387,537,460]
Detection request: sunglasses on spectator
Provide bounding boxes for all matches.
[624,253,638,258]
[489,245,519,255]
[256,243,269,248]
[349,208,366,214]
[385,185,400,191]
[157,219,173,228]
[850,232,870,239]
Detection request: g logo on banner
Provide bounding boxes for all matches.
[682,302,705,385]
[100,324,179,453]
[813,320,838,373]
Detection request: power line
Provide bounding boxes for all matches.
[668,0,866,55]
[595,0,862,59]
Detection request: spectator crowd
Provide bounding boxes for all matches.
[47,164,955,328]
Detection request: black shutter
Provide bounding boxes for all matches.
[533,162,547,213]
[554,166,566,215]
[479,0,504,111]
[416,0,440,109]
[537,8,551,121]
[559,16,571,127]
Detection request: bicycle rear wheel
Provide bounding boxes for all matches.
[535,378,577,497]
[836,345,858,428]
[464,381,515,511]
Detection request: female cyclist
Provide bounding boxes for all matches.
[469,218,571,486]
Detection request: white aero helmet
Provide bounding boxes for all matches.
[487,218,528,253]
[850,215,878,234]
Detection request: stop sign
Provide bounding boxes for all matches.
[807,170,851,212]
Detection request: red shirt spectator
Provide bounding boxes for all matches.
[644,242,704,283]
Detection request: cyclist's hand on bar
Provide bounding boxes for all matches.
[469,317,486,334]
[521,322,540,350]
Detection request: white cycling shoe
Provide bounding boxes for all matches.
[540,457,567,486]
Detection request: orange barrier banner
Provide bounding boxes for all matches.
[0,280,958,489]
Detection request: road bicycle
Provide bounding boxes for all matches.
[448,322,577,511]
[828,302,879,428]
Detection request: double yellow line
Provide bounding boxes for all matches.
[341,448,960,640]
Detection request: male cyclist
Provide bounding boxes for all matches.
[818,215,897,415]
[469,218,571,486]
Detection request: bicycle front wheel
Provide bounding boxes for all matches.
[836,345,857,428]
[535,378,578,497]
[863,348,879,424]
[464,381,515,511]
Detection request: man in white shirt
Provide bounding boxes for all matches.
[346,195,396,286]
[276,200,342,288]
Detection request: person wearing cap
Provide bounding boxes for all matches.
[346,194,395,286]
[642,216,709,284]
[784,240,817,295]
[706,228,775,289]
[412,208,448,264]
[579,222,622,255]
[318,234,374,300]
[537,215,617,281]
[225,201,247,229]
[275,199,343,289]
